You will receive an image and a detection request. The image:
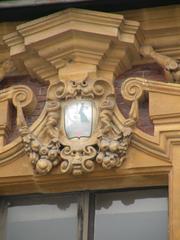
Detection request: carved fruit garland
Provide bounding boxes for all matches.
[22,129,61,175]
[16,77,134,176]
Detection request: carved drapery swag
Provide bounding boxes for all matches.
[15,76,134,176]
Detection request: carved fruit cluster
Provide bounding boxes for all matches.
[96,127,132,169]
[22,130,61,175]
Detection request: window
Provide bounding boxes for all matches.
[6,194,78,240]
[0,188,168,240]
[94,188,168,240]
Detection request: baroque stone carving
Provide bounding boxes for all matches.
[0,85,36,147]
[16,76,133,176]
[140,45,180,83]
[3,8,143,83]
[21,129,61,175]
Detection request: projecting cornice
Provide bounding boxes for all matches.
[3,8,144,82]
[121,5,180,60]
[1,5,180,76]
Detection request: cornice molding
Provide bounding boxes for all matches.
[3,8,143,82]
[1,6,180,75]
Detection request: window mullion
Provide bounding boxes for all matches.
[78,192,95,240]
[0,199,8,240]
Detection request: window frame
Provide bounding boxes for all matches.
[1,186,168,240]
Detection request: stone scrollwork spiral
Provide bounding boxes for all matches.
[121,77,148,122]
[92,80,106,97]
[0,85,36,113]
[12,89,34,110]
[121,77,145,102]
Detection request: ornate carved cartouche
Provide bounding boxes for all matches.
[14,73,134,176]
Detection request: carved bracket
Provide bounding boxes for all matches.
[121,76,180,161]
[0,85,36,147]
[121,76,180,125]
[140,45,180,83]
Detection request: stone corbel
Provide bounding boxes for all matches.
[140,45,180,83]
[121,76,180,127]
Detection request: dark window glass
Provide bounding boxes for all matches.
[6,194,78,240]
[1,188,168,240]
[94,188,168,240]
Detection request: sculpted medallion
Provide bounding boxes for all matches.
[15,72,133,176]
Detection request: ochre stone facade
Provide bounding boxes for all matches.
[0,5,180,240]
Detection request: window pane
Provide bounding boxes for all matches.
[94,188,168,240]
[64,100,93,139]
[6,194,78,240]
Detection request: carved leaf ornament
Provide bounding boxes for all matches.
[16,76,134,176]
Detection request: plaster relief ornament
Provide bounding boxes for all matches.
[16,72,135,176]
